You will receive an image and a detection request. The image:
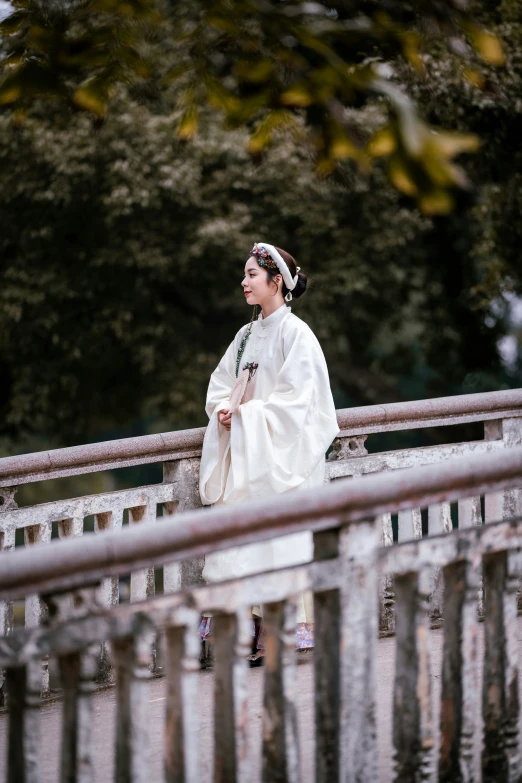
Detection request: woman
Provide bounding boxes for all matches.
[199,242,339,663]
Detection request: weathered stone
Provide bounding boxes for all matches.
[163,610,201,783]
[58,646,98,783]
[0,527,15,707]
[439,558,479,783]
[482,550,521,782]
[428,503,453,625]
[328,434,368,460]
[113,631,153,783]
[261,599,300,783]
[339,519,379,783]
[163,459,205,592]
[212,610,251,783]
[314,529,341,783]
[6,662,41,783]
[0,487,18,512]
[392,569,434,782]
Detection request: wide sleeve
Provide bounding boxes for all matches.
[199,327,246,505]
[229,322,339,501]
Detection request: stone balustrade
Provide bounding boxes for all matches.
[1,446,522,782]
[1,388,522,703]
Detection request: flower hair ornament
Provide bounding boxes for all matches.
[250,242,301,302]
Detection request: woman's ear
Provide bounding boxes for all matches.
[272,273,283,293]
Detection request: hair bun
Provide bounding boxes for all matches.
[291,271,308,300]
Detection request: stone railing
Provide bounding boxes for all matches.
[1,388,522,701]
[1,447,522,782]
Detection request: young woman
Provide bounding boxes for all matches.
[199,242,339,663]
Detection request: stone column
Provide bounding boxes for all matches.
[24,521,52,696]
[163,459,204,592]
[0,486,17,707]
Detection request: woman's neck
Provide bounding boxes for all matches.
[260,297,285,319]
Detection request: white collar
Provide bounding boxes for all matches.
[258,304,290,329]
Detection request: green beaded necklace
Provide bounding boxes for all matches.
[235,306,258,378]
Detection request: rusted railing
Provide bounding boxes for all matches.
[1,388,522,702]
[0,447,522,782]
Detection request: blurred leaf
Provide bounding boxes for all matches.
[72,76,109,116]
[247,110,296,154]
[206,14,243,34]
[0,10,29,34]
[400,31,424,74]
[0,78,22,105]
[367,127,396,157]
[177,106,198,139]
[388,156,418,196]
[328,121,361,161]
[235,58,273,83]
[161,62,193,86]
[204,76,241,113]
[89,0,161,21]
[419,190,454,215]
[0,60,66,105]
[467,26,505,66]
[426,131,480,159]
[280,83,313,107]
[462,68,485,89]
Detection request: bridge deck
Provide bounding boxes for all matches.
[2,621,521,782]
[0,627,450,782]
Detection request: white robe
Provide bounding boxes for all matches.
[199,304,339,610]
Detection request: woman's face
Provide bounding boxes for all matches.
[242,257,281,306]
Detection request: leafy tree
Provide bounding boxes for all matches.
[0,0,520,458]
[0,99,513,449]
[0,0,506,213]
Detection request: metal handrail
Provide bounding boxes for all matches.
[1,388,521,488]
[1,445,522,601]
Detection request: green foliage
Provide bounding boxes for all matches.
[0,0,520,453]
[0,0,507,213]
[0,98,515,448]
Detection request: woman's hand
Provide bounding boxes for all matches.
[218,409,232,431]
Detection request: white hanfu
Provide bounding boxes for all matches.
[199,303,339,630]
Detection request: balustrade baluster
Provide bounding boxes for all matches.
[482,549,521,783]
[313,529,341,783]
[428,503,453,624]
[57,515,84,620]
[398,508,422,542]
[212,610,251,783]
[502,419,522,522]
[379,512,395,634]
[0,527,15,707]
[339,519,379,783]
[129,503,156,603]
[392,569,434,782]
[6,662,41,783]
[439,558,480,783]
[24,523,52,697]
[95,509,123,682]
[113,630,153,783]
[261,599,300,783]
[58,515,84,540]
[163,459,204,592]
[128,503,157,673]
[458,496,485,618]
[458,496,482,530]
[94,510,123,609]
[163,612,201,783]
[162,500,181,595]
[485,420,505,525]
[58,647,98,783]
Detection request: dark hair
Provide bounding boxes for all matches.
[266,246,308,300]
